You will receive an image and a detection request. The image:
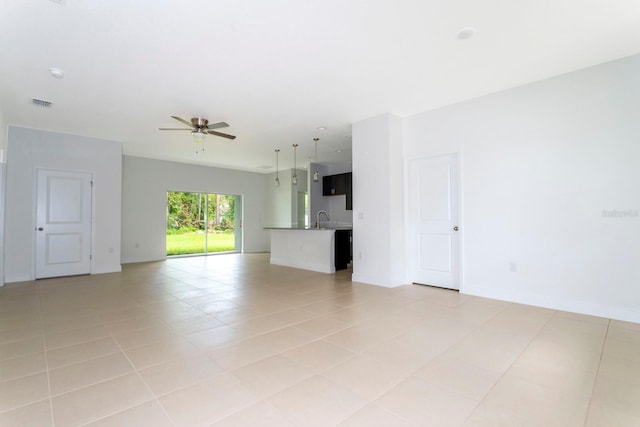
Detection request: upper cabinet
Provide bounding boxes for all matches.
[323,173,345,196]
[345,173,352,211]
[323,172,352,210]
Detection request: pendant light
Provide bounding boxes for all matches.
[292,144,298,185]
[274,149,280,187]
[313,137,320,182]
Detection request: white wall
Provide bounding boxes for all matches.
[352,113,405,287]
[402,54,640,322]
[0,113,6,155]
[121,156,269,263]
[293,168,308,228]
[264,168,308,228]
[0,162,5,286]
[5,127,122,282]
[0,109,6,285]
[265,169,294,228]
[0,109,6,153]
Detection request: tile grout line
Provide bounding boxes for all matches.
[313,299,519,425]
[158,285,365,425]
[68,318,176,426]
[105,317,174,425]
[582,318,610,427]
[458,302,554,425]
[4,255,632,426]
[38,281,56,427]
[41,293,169,425]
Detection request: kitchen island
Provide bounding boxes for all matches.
[266,227,352,274]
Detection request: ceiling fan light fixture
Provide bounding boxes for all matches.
[192,130,206,140]
[192,130,206,153]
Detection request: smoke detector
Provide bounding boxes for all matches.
[49,68,65,79]
[456,27,476,40]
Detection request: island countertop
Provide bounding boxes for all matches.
[264,226,352,231]
[267,227,352,273]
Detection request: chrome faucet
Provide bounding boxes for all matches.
[316,210,330,229]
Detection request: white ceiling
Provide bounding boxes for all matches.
[1,0,639,173]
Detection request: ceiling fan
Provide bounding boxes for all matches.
[159,116,236,140]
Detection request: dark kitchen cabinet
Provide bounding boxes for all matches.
[335,229,352,271]
[322,175,334,195]
[323,172,353,210]
[345,173,352,211]
[323,174,347,196]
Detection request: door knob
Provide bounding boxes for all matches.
[38,227,44,231]
[453,226,459,231]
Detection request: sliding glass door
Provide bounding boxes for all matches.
[166,191,240,256]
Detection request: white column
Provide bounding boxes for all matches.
[352,113,405,287]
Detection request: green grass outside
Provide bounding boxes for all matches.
[166,232,235,256]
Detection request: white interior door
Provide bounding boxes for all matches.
[36,169,92,279]
[409,154,460,290]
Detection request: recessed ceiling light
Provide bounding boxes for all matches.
[49,68,65,79]
[316,126,327,131]
[456,27,476,41]
[335,149,343,153]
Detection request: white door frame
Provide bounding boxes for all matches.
[405,152,463,290]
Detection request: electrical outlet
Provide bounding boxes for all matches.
[509,262,517,273]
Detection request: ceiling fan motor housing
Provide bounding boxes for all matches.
[191,117,208,130]
[160,116,236,139]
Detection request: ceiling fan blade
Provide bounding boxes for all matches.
[159,128,192,130]
[207,121,229,130]
[207,130,236,140]
[171,116,194,127]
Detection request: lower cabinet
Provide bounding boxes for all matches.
[335,230,352,271]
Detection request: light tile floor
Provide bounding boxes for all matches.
[0,253,638,426]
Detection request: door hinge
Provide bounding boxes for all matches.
[90,254,92,260]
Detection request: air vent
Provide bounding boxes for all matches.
[48,0,66,5]
[31,98,53,108]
